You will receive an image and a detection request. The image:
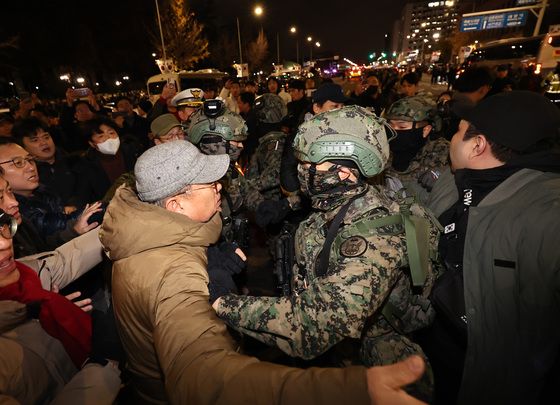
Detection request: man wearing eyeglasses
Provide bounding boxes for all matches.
[149,113,186,145]
[0,141,101,249]
[99,140,427,405]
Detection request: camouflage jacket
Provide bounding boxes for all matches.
[385,137,450,204]
[230,131,286,211]
[216,184,440,363]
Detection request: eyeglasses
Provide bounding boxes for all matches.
[159,128,185,141]
[191,182,219,193]
[0,156,35,168]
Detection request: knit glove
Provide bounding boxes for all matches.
[207,242,246,302]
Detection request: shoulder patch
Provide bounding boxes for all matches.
[340,235,368,257]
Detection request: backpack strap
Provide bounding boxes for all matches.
[331,197,440,288]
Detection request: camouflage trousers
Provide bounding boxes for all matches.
[360,318,434,403]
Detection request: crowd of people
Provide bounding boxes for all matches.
[0,62,559,405]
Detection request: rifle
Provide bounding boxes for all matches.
[231,217,250,252]
[273,225,296,296]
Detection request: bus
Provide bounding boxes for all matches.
[146,69,227,104]
[463,32,560,76]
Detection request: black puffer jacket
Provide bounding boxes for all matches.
[16,187,80,242]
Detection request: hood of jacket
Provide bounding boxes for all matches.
[100,186,222,261]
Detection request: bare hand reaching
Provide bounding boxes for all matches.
[366,356,428,405]
[52,284,93,312]
[161,83,177,101]
[73,202,103,235]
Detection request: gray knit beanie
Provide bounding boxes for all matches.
[135,140,229,202]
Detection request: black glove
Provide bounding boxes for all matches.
[208,242,246,275]
[418,169,441,192]
[255,199,291,228]
[207,242,246,302]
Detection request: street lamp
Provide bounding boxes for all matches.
[289,26,299,66]
[237,5,264,68]
[315,41,321,47]
[421,38,429,64]
[76,77,85,84]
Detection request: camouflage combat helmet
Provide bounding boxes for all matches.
[254,93,287,124]
[187,101,248,144]
[293,105,391,178]
[384,95,442,131]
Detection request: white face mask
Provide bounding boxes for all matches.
[96,137,120,155]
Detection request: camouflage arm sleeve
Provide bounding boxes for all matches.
[228,174,262,212]
[216,235,404,359]
[241,143,284,210]
[249,142,283,193]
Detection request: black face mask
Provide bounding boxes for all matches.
[390,127,427,172]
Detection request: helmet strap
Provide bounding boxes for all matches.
[308,163,317,194]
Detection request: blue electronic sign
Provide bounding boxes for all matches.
[460,11,528,32]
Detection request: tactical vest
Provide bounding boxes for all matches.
[331,196,441,289]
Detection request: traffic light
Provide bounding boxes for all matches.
[392,52,397,58]
[381,52,387,58]
[369,53,374,60]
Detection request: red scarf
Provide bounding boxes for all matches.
[0,262,91,367]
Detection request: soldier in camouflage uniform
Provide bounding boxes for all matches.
[213,105,441,400]
[238,93,288,211]
[383,95,450,204]
[187,101,248,240]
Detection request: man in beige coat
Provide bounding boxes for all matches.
[100,140,427,405]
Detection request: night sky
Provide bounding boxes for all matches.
[216,0,409,61]
[1,0,408,94]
